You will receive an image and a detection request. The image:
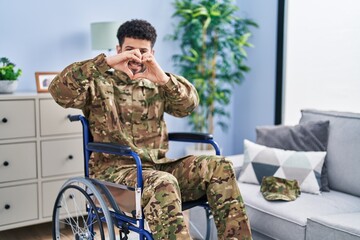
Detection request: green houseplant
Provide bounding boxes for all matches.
[168,0,257,138]
[0,57,22,93]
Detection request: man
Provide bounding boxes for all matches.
[49,19,251,240]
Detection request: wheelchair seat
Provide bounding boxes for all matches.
[52,115,221,240]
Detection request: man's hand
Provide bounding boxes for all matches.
[106,51,169,85]
[105,49,142,79]
[133,52,170,85]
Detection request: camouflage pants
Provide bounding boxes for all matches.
[92,155,252,240]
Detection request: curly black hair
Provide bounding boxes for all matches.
[116,19,157,48]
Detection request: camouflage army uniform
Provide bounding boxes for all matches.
[49,54,252,240]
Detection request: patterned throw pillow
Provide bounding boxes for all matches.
[255,120,330,191]
[239,140,326,194]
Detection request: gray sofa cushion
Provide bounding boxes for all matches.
[256,120,330,191]
[238,182,360,240]
[300,109,360,197]
[256,121,329,151]
[306,213,360,240]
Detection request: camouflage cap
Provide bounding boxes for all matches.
[260,176,301,201]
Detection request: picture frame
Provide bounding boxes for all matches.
[35,72,59,93]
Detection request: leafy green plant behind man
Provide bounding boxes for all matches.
[168,0,257,135]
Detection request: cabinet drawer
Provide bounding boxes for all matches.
[42,179,86,218]
[0,100,35,140]
[42,180,65,218]
[41,138,83,177]
[0,142,37,183]
[0,184,38,226]
[39,99,82,136]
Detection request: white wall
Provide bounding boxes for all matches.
[0,0,279,155]
[0,0,190,154]
[231,0,279,153]
[283,0,360,124]
[0,0,176,92]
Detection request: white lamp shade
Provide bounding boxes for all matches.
[90,21,120,51]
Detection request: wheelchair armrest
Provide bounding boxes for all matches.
[168,132,213,142]
[87,142,132,155]
[169,132,221,155]
[86,142,144,188]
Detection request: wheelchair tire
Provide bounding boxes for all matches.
[52,177,116,240]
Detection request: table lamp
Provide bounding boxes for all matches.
[90,21,121,52]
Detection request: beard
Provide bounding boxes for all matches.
[128,60,146,74]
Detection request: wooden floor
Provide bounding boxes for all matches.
[0,222,137,240]
[0,214,194,240]
[0,222,54,240]
[0,222,114,240]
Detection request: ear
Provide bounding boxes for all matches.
[116,45,122,54]
[151,49,155,55]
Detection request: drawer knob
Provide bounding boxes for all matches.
[3,161,9,166]
[68,155,74,160]
[4,204,10,210]
[1,118,7,123]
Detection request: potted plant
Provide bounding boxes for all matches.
[168,0,257,150]
[0,57,22,93]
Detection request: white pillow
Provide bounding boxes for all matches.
[239,139,326,194]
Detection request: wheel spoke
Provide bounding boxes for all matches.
[52,183,111,240]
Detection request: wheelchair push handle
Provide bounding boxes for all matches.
[68,114,82,122]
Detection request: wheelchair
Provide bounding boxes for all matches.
[52,115,221,240]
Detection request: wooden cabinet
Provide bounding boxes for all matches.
[0,100,35,139]
[0,93,83,230]
[39,99,81,136]
[41,138,83,177]
[0,184,38,226]
[0,142,37,183]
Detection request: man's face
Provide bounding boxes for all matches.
[117,37,153,74]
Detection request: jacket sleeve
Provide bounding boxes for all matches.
[48,54,109,109]
[161,73,199,117]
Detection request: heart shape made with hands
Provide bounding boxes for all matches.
[128,60,147,75]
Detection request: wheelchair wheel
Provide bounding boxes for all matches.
[52,177,116,240]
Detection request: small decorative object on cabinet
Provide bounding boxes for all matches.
[0,57,22,94]
[0,93,83,231]
[35,72,59,93]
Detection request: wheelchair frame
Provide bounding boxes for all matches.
[52,115,221,240]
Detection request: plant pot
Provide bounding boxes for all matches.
[0,80,18,93]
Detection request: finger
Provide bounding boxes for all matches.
[120,63,134,78]
[132,69,146,79]
[125,70,134,79]
[123,50,141,63]
[127,54,142,63]
[141,52,153,61]
[142,56,153,63]
[132,49,142,60]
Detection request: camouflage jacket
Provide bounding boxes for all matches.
[49,54,199,166]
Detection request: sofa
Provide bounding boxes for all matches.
[228,109,360,240]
